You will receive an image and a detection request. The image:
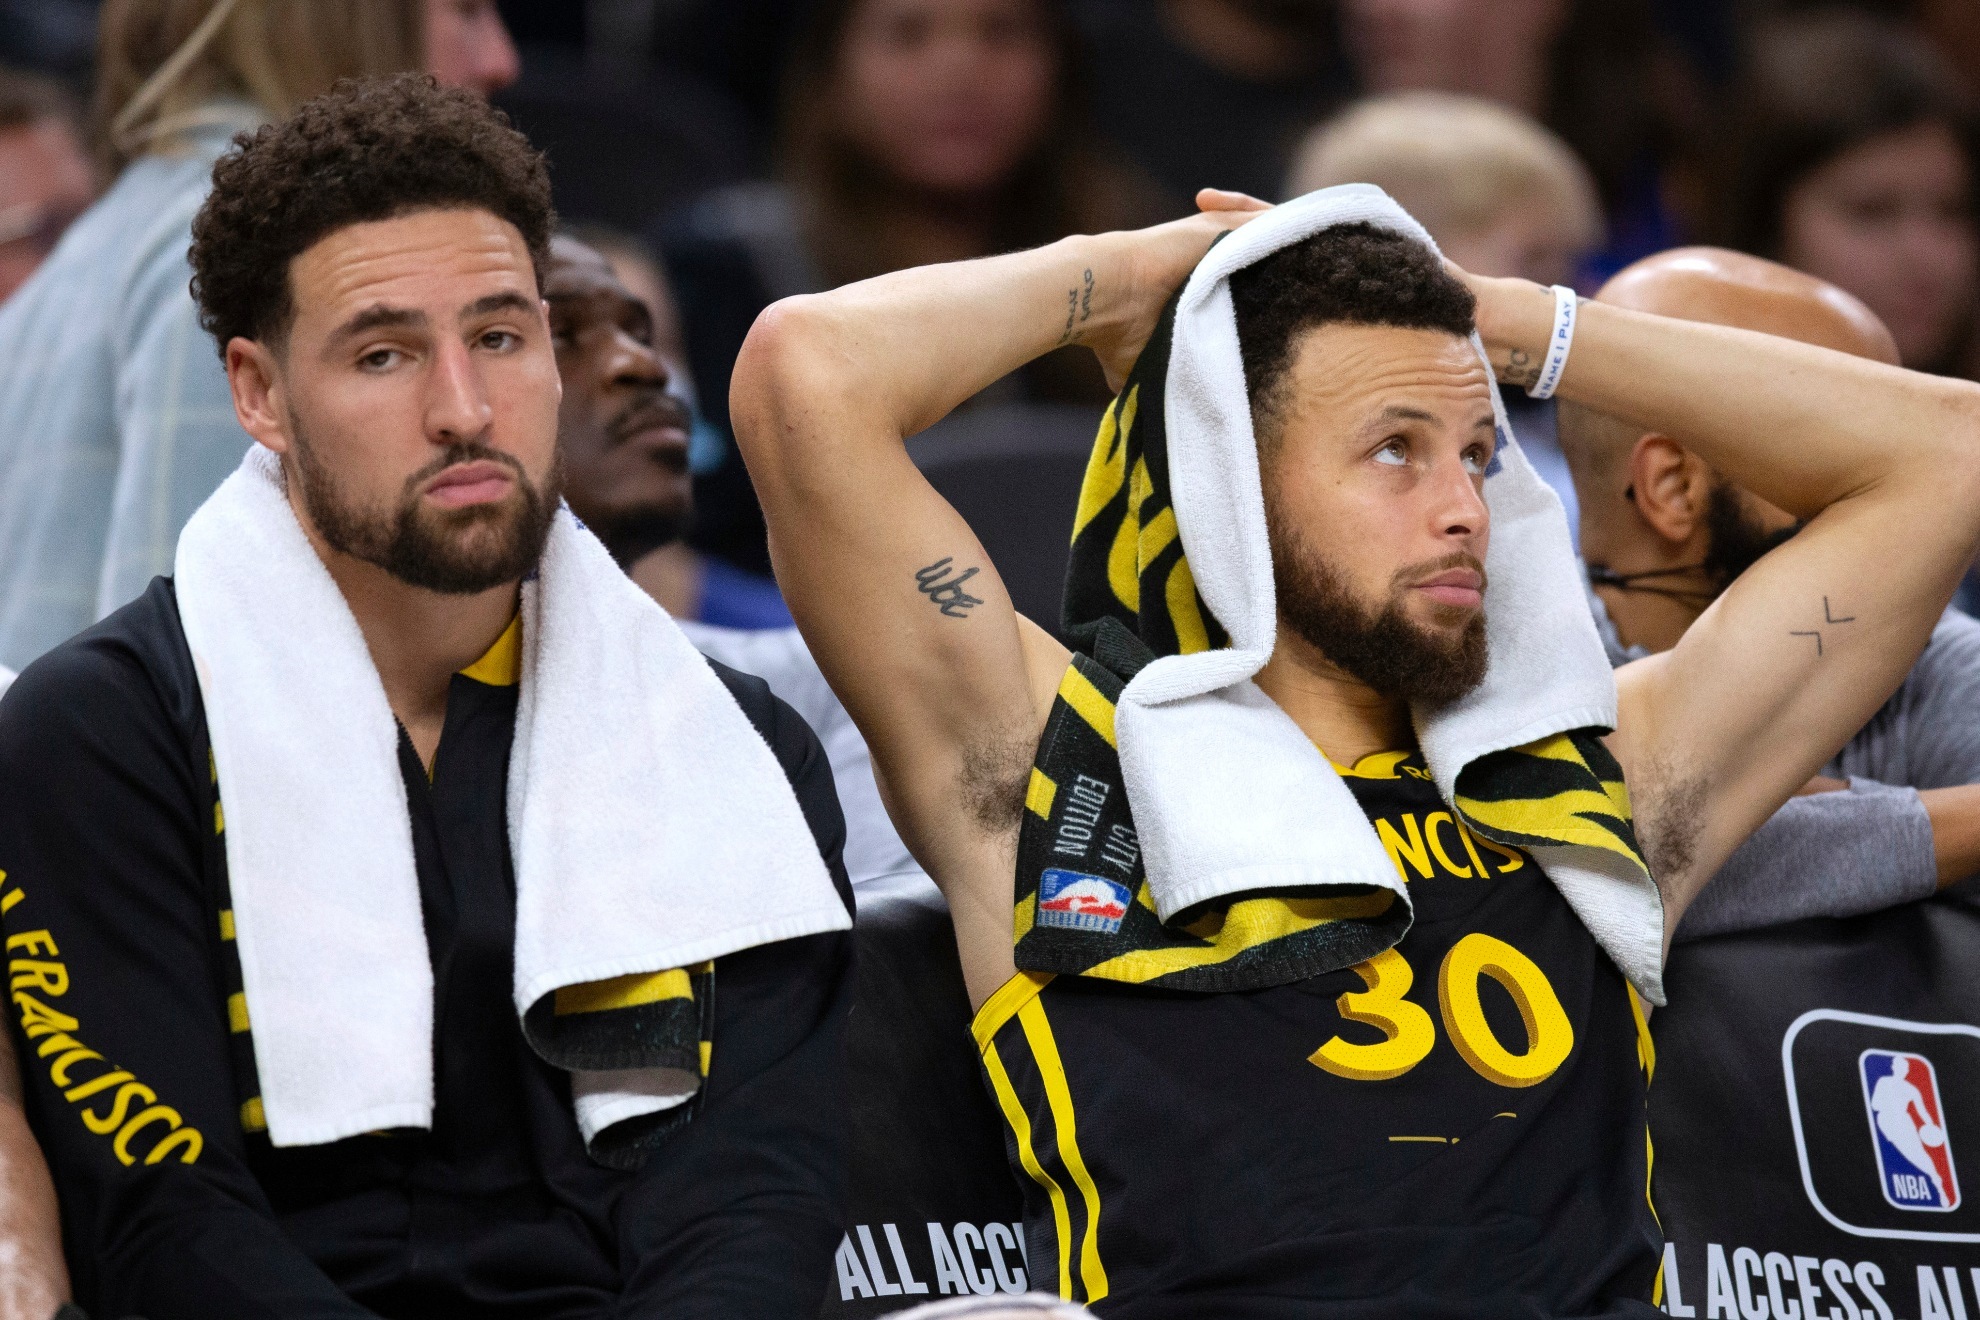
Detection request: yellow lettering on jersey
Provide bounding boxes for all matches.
[1471,832,1525,873]
[1424,813,1472,878]
[1437,933,1575,1088]
[1375,815,1433,881]
[1308,948,1437,1081]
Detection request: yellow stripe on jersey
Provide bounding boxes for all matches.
[227,992,249,1034]
[1629,990,1656,1082]
[982,1040,1075,1300]
[972,970,1055,1051]
[1019,998,1109,1303]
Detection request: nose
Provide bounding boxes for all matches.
[1429,452,1489,544]
[425,336,494,447]
[606,324,669,394]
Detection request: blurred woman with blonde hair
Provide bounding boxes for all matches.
[0,0,516,675]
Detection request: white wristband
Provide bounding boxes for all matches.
[1526,284,1578,400]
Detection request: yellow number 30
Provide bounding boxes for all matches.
[1308,933,1574,1089]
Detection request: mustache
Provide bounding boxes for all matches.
[1392,551,1488,594]
[609,388,693,447]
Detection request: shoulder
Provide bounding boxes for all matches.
[0,578,202,763]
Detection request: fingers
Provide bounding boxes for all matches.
[1195,188,1272,214]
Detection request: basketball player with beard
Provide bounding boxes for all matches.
[729,189,1980,1316]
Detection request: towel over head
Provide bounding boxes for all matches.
[1021,185,1665,1001]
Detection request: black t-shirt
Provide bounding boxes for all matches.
[975,750,1662,1318]
[0,578,854,1320]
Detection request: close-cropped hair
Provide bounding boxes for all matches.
[1286,92,1604,255]
[93,0,421,172]
[188,73,554,357]
[1229,223,1477,452]
[1717,9,1978,258]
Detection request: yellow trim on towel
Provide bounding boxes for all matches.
[1057,665,1117,748]
[227,992,249,1034]
[982,1040,1074,1300]
[972,969,1055,1051]
[553,968,692,1016]
[1019,998,1108,1303]
[458,614,523,687]
[1027,768,1058,820]
[1079,890,1397,984]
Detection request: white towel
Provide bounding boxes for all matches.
[175,446,850,1147]
[1117,184,1665,998]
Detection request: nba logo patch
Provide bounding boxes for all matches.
[1036,869,1131,934]
[1860,1049,1960,1212]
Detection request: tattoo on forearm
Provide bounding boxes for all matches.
[1790,595,1857,656]
[1503,347,1539,389]
[1058,268,1096,346]
[916,557,985,618]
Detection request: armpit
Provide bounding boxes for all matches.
[961,725,1035,836]
[1634,762,1709,907]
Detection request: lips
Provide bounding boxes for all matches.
[424,459,517,509]
[611,395,693,469]
[1412,566,1485,609]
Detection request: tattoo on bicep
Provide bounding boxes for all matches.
[916,557,985,618]
[1058,268,1096,346]
[1789,596,1857,656]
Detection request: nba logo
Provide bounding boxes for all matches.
[1860,1050,1960,1212]
[1036,869,1131,934]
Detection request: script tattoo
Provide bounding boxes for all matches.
[1789,595,1857,656]
[1058,267,1096,346]
[916,557,985,618]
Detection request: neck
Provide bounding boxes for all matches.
[1592,579,1703,656]
[1253,626,1414,767]
[629,540,704,619]
[289,488,518,769]
[1160,0,1326,81]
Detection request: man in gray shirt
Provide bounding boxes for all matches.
[1558,247,1980,938]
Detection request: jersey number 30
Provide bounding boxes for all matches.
[1307,934,1574,1088]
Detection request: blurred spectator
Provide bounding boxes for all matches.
[0,0,100,82]
[0,0,514,673]
[1286,91,1603,286]
[1285,90,1600,533]
[1069,0,1353,206]
[1340,0,1704,276]
[1717,10,1978,376]
[660,0,1162,578]
[0,67,96,303]
[426,0,520,94]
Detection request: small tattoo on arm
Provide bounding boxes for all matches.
[1503,347,1539,389]
[1790,596,1856,656]
[1058,268,1095,346]
[916,557,985,618]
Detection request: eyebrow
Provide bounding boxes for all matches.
[329,304,425,345]
[462,290,536,321]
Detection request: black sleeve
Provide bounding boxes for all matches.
[0,621,374,1320]
[613,664,854,1317]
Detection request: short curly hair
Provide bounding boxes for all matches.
[189,73,554,357]
[1230,223,1476,451]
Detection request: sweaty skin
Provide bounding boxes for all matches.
[732,193,1980,1007]
[0,1026,69,1320]
[1566,247,1980,889]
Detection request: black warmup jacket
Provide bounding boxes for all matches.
[0,578,855,1320]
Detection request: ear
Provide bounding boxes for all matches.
[1626,433,1714,547]
[225,338,293,457]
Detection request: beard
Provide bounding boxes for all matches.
[288,416,560,595]
[1268,515,1489,707]
[594,505,692,569]
[1703,480,1800,593]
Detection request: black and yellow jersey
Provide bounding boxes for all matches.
[975,746,1662,1318]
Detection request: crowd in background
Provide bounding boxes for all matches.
[1,0,1979,634]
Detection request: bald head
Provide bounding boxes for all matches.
[1560,247,1899,511]
[1596,247,1899,366]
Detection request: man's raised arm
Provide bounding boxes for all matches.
[729,196,1261,994]
[1469,274,1980,932]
